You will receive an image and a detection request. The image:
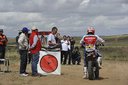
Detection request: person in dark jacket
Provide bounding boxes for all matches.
[72,46,81,65]
[0,29,8,63]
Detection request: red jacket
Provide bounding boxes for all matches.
[0,34,8,46]
[29,31,41,54]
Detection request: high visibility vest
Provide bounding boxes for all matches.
[0,34,8,46]
[29,32,41,54]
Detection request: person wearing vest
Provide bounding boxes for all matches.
[18,27,29,77]
[29,26,41,76]
[0,29,8,60]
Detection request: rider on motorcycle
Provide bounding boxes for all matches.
[80,27,105,79]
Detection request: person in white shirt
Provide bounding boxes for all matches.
[61,35,69,64]
[47,27,58,48]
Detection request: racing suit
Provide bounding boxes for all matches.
[80,34,104,78]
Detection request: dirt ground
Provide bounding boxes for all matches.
[0,60,128,85]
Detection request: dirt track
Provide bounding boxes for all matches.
[0,60,128,85]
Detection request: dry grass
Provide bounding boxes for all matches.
[0,35,128,85]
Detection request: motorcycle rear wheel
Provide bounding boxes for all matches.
[88,61,94,80]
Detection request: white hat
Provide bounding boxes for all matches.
[31,26,38,30]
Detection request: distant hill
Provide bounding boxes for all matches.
[7,34,128,47]
[6,34,128,60]
[74,34,128,47]
[102,34,128,46]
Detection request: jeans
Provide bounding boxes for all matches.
[19,50,28,74]
[31,52,39,75]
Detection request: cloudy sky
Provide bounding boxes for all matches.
[0,0,128,37]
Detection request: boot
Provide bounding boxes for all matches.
[97,57,102,69]
[83,67,88,79]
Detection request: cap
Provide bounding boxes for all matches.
[22,27,30,33]
[31,26,38,30]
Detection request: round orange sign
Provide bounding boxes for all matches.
[40,54,58,73]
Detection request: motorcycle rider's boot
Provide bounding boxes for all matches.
[97,57,102,69]
[83,67,88,79]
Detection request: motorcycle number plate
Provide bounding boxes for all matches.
[86,45,94,49]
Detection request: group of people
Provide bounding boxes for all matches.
[16,26,61,77]
[17,26,42,77]
[60,35,81,65]
[47,27,81,65]
[16,26,80,77]
[0,26,104,79]
[17,26,104,79]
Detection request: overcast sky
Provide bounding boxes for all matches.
[0,0,128,37]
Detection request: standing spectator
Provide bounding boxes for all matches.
[18,27,29,76]
[40,35,46,45]
[47,27,58,48]
[72,46,81,65]
[70,37,75,52]
[16,31,22,52]
[61,35,69,64]
[55,33,61,44]
[55,33,62,48]
[29,26,41,76]
[0,29,8,61]
[67,36,71,65]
